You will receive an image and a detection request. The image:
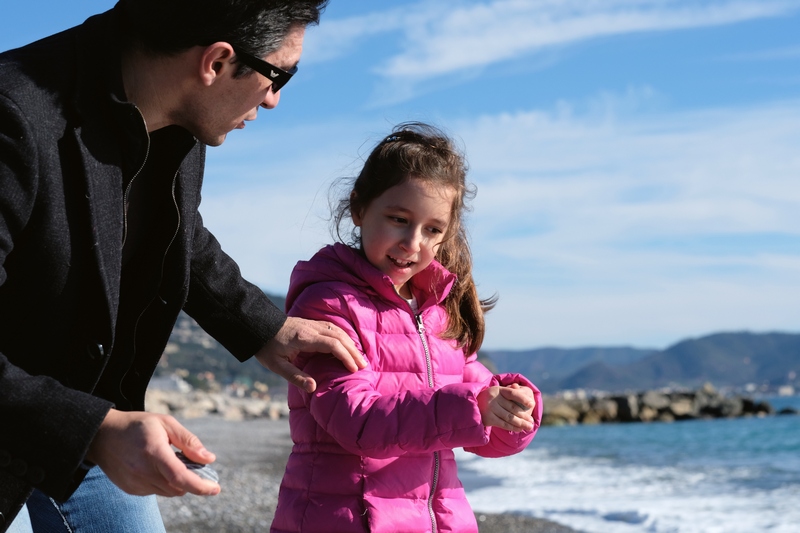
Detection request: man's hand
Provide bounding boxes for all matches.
[86,409,220,497]
[255,316,366,393]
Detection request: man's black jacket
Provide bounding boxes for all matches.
[0,5,286,525]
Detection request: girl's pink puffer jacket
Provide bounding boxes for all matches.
[270,244,542,533]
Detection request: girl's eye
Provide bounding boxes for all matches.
[427,226,443,235]
[389,216,407,224]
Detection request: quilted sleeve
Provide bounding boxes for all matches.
[290,285,491,459]
[463,360,543,458]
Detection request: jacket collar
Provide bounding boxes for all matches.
[287,243,457,313]
[72,5,153,177]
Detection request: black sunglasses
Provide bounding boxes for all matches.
[231,46,297,93]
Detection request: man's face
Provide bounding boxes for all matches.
[184,25,306,146]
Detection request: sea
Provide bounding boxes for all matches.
[457,395,800,533]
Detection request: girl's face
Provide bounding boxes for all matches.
[353,178,456,299]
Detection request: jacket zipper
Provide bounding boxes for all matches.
[116,107,150,405]
[119,106,184,403]
[429,451,440,533]
[415,314,434,388]
[118,171,181,406]
[415,313,439,533]
[156,172,182,303]
[121,107,151,249]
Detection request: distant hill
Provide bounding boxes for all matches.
[480,346,656,391]
[492,331,800,393]
[155,293,288,390]
[602,331,800,391]
[159,298,800,395]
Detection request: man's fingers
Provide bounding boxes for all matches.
[297,374,317,394]
[155,449,220,496]
[322,322,366,371]
[254,345,317,392]
[254,317,363,394]
[327,343,362,373]
[270,357,317,393]
[88,410,224,497]
[160,416,215,464]
[148,479,187,498]
[154,417,221,496]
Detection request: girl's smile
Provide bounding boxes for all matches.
[352,178,456,299]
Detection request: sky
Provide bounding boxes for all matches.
[3,0,799,351]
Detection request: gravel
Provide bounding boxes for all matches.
[158,417,578,533]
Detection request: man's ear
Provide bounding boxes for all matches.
[198,42,236,86]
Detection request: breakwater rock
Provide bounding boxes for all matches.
[145,389,290,421]
[147,383,790,427]
[542,383,777,426]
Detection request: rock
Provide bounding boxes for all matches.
[639,405,658,422]
[700,382,717,395]
[221,405,246,421]
[741,397,758,414]
[174,391,217,418]
[268,402,290,420]
[580,410,603,425]
[145,388,286,421]
[640,391,671,411]
[656,411,675,423]
[754,401,774,415]
[144,390,173,415]
[612,395,639,422]
[700,397,743,418]
[668,397,695,419]
[541,400,580,425]
[239,398,270,419]
[590,398,618,421]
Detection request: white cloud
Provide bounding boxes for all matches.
[457,97,800,348]
[201,94,800,349]
[308,0,800,81]
[462,100,800,240]
[303,9,408,63]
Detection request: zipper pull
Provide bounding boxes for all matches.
[415,314,425,334]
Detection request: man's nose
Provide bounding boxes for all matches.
[260,86,281,109]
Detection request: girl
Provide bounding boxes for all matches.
[271,123,542,533]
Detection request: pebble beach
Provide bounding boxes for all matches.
[158,417,578,533]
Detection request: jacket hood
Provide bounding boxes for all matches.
[286,243,456,313]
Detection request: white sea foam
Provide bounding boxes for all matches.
[457,433,800,533]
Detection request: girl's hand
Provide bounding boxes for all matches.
[503,383,536,411]
[477,385,535,432]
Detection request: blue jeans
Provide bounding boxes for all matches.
[6,467,165,533]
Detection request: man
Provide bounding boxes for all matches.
[0,0,363,531]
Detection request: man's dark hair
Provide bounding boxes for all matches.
[121,0,328,75]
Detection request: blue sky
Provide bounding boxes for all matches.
[4,0,800,350]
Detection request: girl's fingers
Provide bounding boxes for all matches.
[499,386,535,411]
[489,401,533,430]
[487,411,532,432]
